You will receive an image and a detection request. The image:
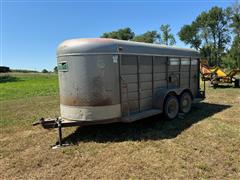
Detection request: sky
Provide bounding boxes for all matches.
[1,0,235,71]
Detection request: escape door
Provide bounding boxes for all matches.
[168,58,180,89]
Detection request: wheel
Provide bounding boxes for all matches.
[179,92,192,114]
[213,83,218,89]
[234,79,240,88]
[164,95,179,120]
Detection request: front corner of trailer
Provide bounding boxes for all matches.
[57,53,122,123]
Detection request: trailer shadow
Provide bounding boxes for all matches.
[62,102,231,144]
[214,85,239,88]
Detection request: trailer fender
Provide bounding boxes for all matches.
[153,88,193,111]
[153,88,184,111]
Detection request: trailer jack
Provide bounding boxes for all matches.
[33,117,70,149]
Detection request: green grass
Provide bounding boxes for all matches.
[0,73,58,101]
[0,73,240,179]
[0,73,59,128]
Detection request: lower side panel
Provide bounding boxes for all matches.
[121,109,162,123]
[60,104,121,121]
[35,108,163,129]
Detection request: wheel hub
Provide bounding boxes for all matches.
[180,93,192,114]
[167,99,178,118]
[182,99,188,107]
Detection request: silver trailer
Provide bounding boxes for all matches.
[34,38,205,147]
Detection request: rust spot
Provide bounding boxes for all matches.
[60,76,113,106]
[60,96,112,106]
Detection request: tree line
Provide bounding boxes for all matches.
[101,24,176,46]
[100,3,240,69]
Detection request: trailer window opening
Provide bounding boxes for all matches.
[191,59,198,65]
[169,58,180,65]
[181,58,190,65]
[58,62,68,71]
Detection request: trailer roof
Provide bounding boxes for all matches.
[57,38,200,58]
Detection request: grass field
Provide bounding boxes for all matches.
[0,73,240,179]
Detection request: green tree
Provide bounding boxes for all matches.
[42,69,48,73]
[53,66,58,73]
[230,1,240,36]
[207,7,231,65]
[178,23,201,50]
[178,6,231,66]
[225,36,240,68]
[101,27,135,40]
[132,31,159,43]
[159,24,176,45]
[230,1,240,68]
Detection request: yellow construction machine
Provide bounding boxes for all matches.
[200,62,240,88]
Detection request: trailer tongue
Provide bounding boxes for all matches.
[33,117,120,148]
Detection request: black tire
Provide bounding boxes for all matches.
[164,95,179,120]
[234,79,240,88]
[213,83,218,89]
[179,92,192,114]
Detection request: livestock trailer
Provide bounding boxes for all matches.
[34,38,205,147]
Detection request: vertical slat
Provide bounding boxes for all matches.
[119,54,122,115]
[166,57,169,89]
[197,58,200,93]
[189,58,192,88]
[137,56,140,112]
[179,58,181,88]
[151,56,154,108]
